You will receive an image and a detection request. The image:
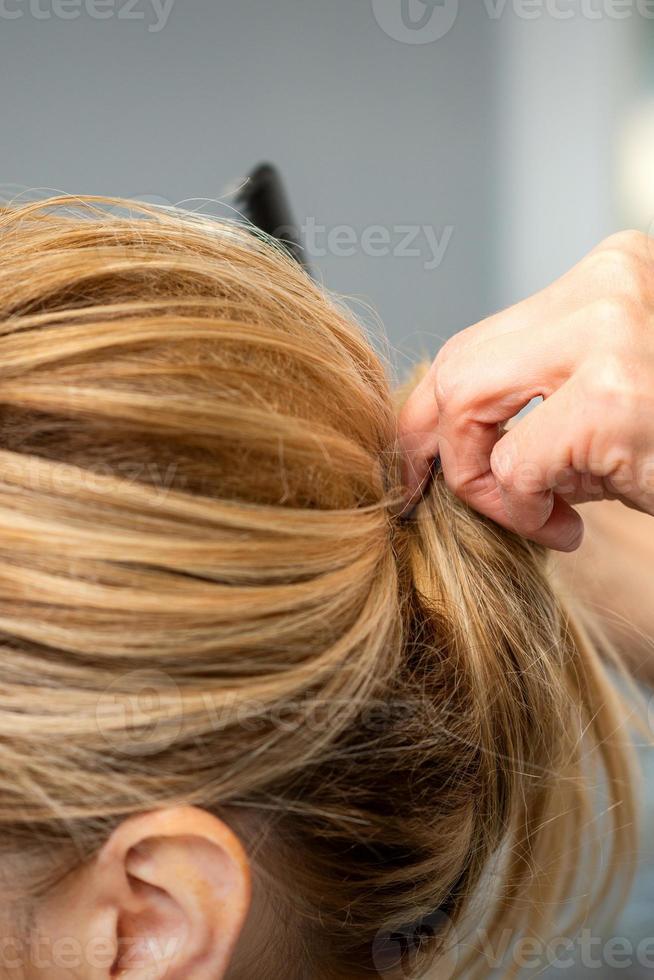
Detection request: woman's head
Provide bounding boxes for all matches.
[0,196,637,979]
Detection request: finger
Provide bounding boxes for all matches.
[435,319,581,512]
[494,485,584,552]
[431,428,584,551]
[489,380,589,549]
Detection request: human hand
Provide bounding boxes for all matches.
[398,231,654,551]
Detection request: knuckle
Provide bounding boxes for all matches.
[433,333,481,417]
[581,355,639,422]
[599,229,648,254]
[433,357,465,416]
[433,363,455,411]
[590,295,624,330]
[433,335,460,378]
[590,294,645,342]
[589,248,647,299]
[444,467,466,496]
[445,460,479,498]
[586,230,654,299]
[435,371,464,418]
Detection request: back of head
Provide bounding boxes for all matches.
[0,196,637,978]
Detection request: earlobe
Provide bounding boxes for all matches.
[34,806,251,980]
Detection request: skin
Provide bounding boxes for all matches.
[398,229,654,552]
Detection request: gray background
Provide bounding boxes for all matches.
[1,1,653,976]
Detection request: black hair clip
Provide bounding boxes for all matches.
[235,162,312,277]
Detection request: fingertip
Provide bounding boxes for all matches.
[508,494,584,552]
[540,504,584,553]
[556,514,585,552]
[499,486,554,536]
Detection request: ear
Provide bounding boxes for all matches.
[33,806,251,979]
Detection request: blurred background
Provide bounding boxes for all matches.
[2,2,652,363]
[1,2,653,975]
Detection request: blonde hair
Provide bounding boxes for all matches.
[0,195,638,978]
